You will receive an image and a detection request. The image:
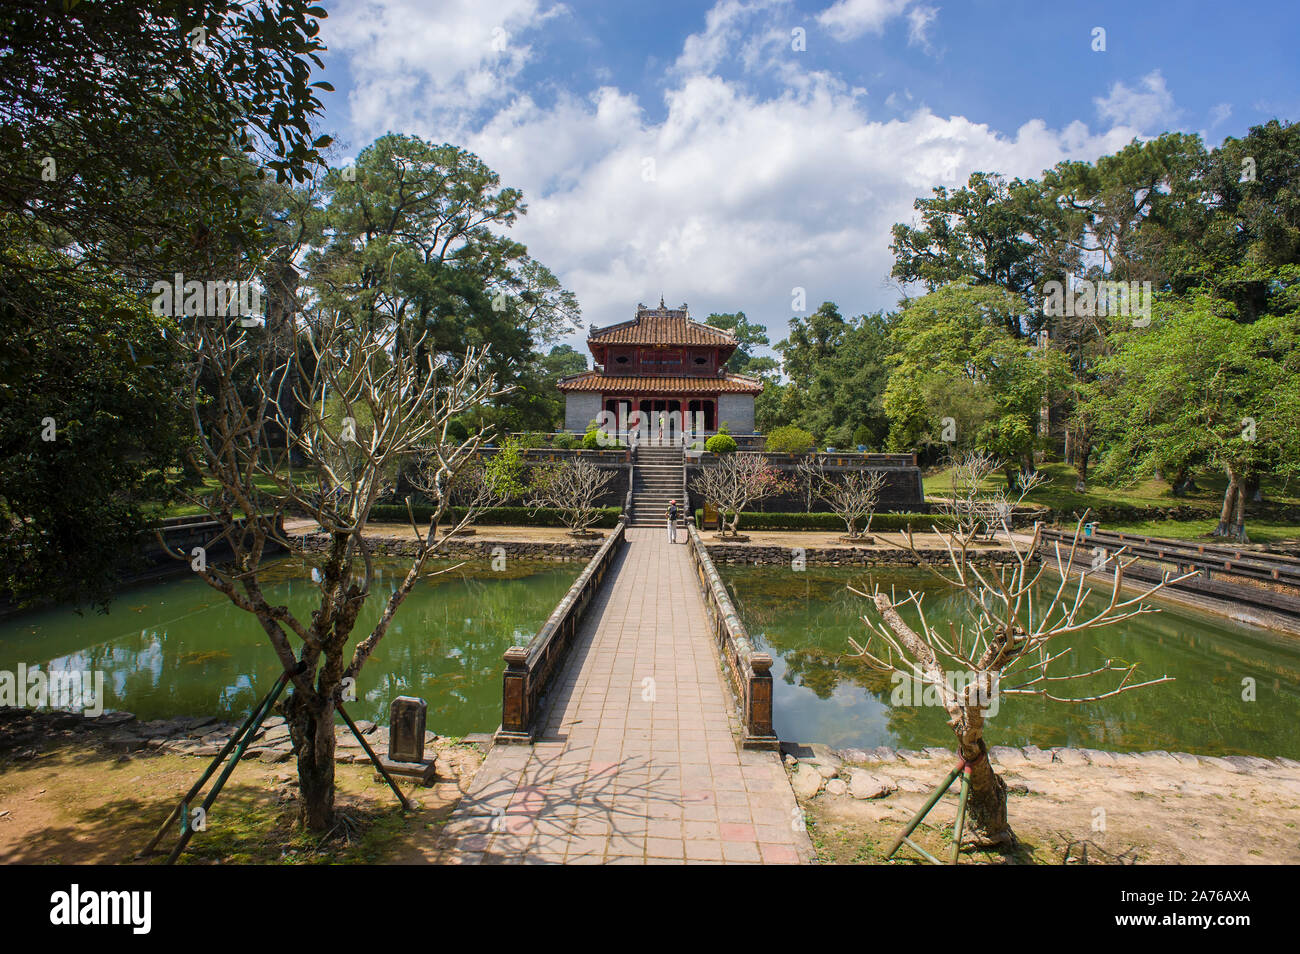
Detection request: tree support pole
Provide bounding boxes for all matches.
[337,701,411,811]
[138,669,291,859]
[164,671,291,864]
[886,758,973,865]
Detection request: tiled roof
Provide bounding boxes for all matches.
[587,304,737,347]
[556,370,763,394]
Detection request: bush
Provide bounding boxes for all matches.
[852,424,873,449]
[765,425,816,454]
[369,503,622,528]
[717,421,730,435]
[705,433,738,454]
[826,424,854,451]
[552,433,578,450]
[445,418,469,442]
[692,510,960,532]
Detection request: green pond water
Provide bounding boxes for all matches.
[0,557,579,736]
[718,565,1300,758]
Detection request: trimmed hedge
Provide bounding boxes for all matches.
[370,504,623,528]
[693,510,962,532]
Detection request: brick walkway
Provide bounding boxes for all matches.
[441,526,813,864]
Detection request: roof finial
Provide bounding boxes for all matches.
[659,294,665,309]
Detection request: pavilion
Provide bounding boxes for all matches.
[557,299,763,435]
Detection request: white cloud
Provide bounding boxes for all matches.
[324,0,1154,347]
[817,0,931,43]
[461,73,1136,340]
[1093,70,1181,133]
[906,4,938,50]
[329,0,567,141]
[1209,102,1232,128]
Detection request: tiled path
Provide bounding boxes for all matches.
[442,526,813,864]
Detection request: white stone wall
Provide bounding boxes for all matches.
[717,394,755,433]
[564,392,603,432]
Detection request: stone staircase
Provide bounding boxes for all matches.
[629,444,685,526]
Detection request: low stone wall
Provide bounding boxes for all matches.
[497,520,629,742]
[138,515,287,569]
[685,523,777,749]
[0,707,442,766]
[790,740,1298,780]
[702,542,1018,566]
[298,532,602,562]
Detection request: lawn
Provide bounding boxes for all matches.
[1099,518,1300,545]
[146,472,313,519]
[922,461,1300,514]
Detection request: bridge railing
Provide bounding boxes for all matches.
[684,521,778,750]
[496,518,628,743]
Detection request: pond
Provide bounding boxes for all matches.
[0,557,579,737]
[718,564,1300,758]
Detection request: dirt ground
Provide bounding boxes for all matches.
[799,751,1300,865]
[0,735,483,865]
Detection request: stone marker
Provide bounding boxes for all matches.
[389,696,427,762]
[380,696,437,785]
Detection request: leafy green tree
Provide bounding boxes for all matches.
[890,172,1072,337]
[1084,294,1300,541]
[705,311,778,376]
[775,303,892,446]
[0,0,331,608]
[305,134,579,426]
[884,282,1068,479]
[0,254,189,610]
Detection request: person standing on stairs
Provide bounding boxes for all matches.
[665,499,679,544]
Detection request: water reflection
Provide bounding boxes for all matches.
[721,566,1300,757]
[0,557,579,735]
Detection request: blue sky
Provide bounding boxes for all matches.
[311,0,1300,352]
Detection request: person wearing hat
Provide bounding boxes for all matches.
[665,499,679,544]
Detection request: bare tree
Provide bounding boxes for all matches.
[847,514,1194,848]
[798,456,888,539]
[689,452,790,538]
[408,437,525,538]
[937,450,1046,540]
[527,457,615,536]
[166,310,510,832]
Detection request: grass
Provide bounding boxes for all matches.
[923,461,1300,515]
[146,472,311,519]
[1102,518,1300,545]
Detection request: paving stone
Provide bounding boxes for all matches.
[439,526,812,865]
[1052,748,1089,766]
[847,769,895,799]
[792,763,824,798]
[989,745,1027,766]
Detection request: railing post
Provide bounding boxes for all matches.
[498,646,531,743]
[746,652,777,746]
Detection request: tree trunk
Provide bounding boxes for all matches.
[284,689,337,832]
[1073,439,1091,493]
[958,737,1012,848]
[1232,476,1250,543]
[1214,470,1245,541]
